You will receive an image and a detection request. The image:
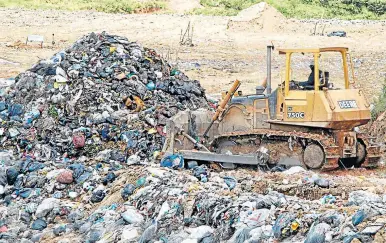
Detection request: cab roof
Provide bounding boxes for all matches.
[278,47,349,55]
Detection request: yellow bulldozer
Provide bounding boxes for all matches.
[163,46,382,170]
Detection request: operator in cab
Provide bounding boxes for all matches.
[291,61,324,90]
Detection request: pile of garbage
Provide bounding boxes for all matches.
[2,31,208,163]
[0,32,208,241]
[3,163,386,243]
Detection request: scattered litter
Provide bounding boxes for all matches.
[327,31,347,37]
[282,166,306,175]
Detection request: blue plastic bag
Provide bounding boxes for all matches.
[136,177,146,187]
[0,102,7,111]
[18,188,32,198]
[8,103,23,117]
[31,219,47,231]
[68,163,85,179]
[28,162,45,172]
[273,213,294,239]
[187,161,198,169]
[6,167,19,185]
[193,166,207,178]
[121,184,136,200]
[304,222,330,243]
[160,154,184,169]
[352,209,366,226]
[235,228,252,243]
[76,172,91,184]
[146,82,155,91]
[224,176,237,190]
[321,194,336,204]
[102,172,116,185]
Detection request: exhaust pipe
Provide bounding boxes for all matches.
[266,45,274,95]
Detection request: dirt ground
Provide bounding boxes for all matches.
[0,8,385,101]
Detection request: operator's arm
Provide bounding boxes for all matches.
[298,72,314,86]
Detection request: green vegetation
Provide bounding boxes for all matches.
[192,0,386,19]
[372,80,386,120]
[0,0,167,13]
[0,0,385,19]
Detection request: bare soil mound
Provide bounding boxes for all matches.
[227,2,286,32]
[168,0,202,14]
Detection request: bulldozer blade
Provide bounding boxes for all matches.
[277,157,304,167]
[173,150,266,165]
[220,163,237,169]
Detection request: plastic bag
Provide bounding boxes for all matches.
[8,103,23,116]
[68,163,85,179]
[136,177,146,187]
[35,198,60,218]
[6,167,19,185]
[348,190,381,206]
[352,209,366,226]
[122,184,136,200]
[91,190,106,203]
[102,172,116,185]
[304,222,330,243]
[0,169,6,186]
[122,208,144,224]
[314,178,330,188]
[272,213,294,239]
[157,201,170,220]
[31,219,47,231]
[234,228,252,243]
[224,176,237,190]
[187,226,214,240]
[244,209,270,227]
[192,166,207,179]
[161,154,184,169]
[320,194,336,204]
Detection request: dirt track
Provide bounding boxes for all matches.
[0,8,385,100]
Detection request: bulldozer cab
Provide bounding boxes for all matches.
[279,47,352,92]
[271,47,370,129]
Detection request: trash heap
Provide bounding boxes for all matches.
[0,32,208,242]
[3,164,386,243]
[1,31,208,163]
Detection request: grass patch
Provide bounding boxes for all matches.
[372,80,386,120]
[0,0,167,13]
[0,0,385,19]
[191,0,386,19]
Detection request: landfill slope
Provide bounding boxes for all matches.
[4,32,208,162]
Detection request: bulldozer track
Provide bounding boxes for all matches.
[210,129,380,170]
